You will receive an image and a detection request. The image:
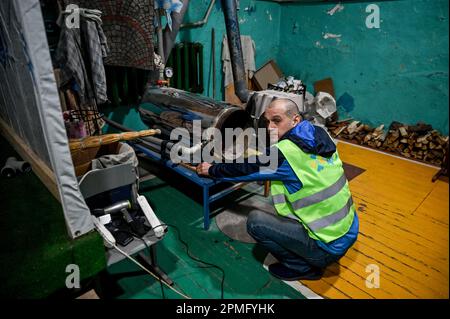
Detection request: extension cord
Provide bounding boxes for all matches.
[91,222,190,298]
[137,195,165,238]
[91,216,190,298]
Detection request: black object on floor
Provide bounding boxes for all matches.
[342,162,366,181]
[215,192,275,244]
[216,207,257,244]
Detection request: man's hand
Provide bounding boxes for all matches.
[196,162,212,176]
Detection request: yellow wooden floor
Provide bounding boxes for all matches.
[299,141,449,299]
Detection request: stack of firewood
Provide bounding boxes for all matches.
[327,120,449,166]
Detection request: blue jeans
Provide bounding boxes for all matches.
[246,210,343,273]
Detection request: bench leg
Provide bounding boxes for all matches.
[203,186,210,230]
[264,181,270,197]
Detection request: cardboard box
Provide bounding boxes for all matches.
[314,77,335,98]
[252,60,283,90]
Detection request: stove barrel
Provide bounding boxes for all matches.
[138,87,251,140]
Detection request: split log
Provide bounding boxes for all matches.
[399,127,408,137]
[327,119,448,166]
[346,121,360,134]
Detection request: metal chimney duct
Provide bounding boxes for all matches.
[222,0,250,104]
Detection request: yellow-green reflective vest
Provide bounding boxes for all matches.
[271,139,355,243]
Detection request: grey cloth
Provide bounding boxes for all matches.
[56,10,108,107]
[91,142,139,178]
[91,142,139,198]
[222,35,256,87]
[83,18,108,105]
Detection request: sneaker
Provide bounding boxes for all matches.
[268,263,323,281]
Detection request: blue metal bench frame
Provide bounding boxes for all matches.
[131,142,247,230]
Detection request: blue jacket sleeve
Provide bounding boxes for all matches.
[207,148,303,193]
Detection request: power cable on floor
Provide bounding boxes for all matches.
[154,223,226,299]
[101,231,191,299]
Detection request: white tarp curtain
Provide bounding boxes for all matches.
[0,0,93,238]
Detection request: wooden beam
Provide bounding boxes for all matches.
[0,117,60,201]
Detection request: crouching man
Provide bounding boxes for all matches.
[196,98,359,281]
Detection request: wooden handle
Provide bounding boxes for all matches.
[69,129,161,151]
[179,162,197,172]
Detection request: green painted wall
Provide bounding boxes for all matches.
[277,0,449,134]
[106,0,448,136]
[177,0,281,101]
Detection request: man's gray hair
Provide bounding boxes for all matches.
[268,98,301,118]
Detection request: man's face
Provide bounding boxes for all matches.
[264,102,300,143]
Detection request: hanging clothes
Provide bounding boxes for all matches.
[55,8,108,107]
[60,0,155,71]
[222,35,256,87]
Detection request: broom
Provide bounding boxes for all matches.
[69,129,161,151]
